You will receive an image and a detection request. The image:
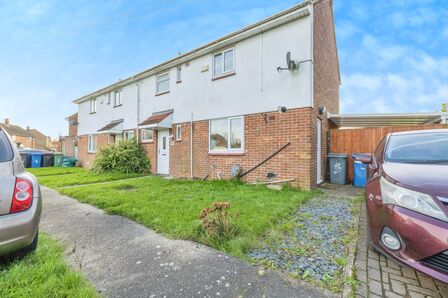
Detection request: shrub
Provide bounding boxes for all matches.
[199,202,239,244]
[92,139,150,174]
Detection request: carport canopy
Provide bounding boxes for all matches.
[329,112,448,128]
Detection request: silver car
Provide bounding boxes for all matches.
[0,127,42,258]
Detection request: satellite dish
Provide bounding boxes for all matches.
[286,51,296,70]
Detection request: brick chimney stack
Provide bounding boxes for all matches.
[4,118,10,125]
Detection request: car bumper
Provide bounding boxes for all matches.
[367,199,448,284]
[0,196,42,256]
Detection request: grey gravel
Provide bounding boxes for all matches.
[248,195,354,282]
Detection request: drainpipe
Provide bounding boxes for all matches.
[190,113,194,179]
[133,76,142,143]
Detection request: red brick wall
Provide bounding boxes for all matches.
[68,113,78,137]
[77,133,109,168]
[62,136,77,157]
[139,129,158,174]
[167,108,314,189]
[313,0,340,185]
[14,135,34,148]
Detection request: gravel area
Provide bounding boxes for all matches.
[248,195,355,285]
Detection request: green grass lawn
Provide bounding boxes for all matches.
[27,167,86,177]
[60,176,317,257]
[0,234,97,297]
[32,168,147,188]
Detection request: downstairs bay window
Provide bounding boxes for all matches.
[209,116,243,153]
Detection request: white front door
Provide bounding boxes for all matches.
[157,129,170,175]
[317,119,323,184]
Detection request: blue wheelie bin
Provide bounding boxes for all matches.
[30,151,43,168]
[352,154,367,188]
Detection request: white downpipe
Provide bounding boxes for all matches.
[134,78,142,144]
[190,113,194,179]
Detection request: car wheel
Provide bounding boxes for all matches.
[10,231,39,260]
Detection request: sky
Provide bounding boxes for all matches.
[0,0,447,138]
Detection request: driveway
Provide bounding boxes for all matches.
[40,187,335,298]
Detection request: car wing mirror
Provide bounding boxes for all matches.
[353,153,372,164]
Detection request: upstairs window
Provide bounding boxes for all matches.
[156,72,170,94]
[176,66,182,83]
[209,116,243,153]
[213,48,234,78]
[114,90,122,107]
[90,99,97,113]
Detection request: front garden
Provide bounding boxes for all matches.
[0,234,97,297]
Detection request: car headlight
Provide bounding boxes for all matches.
[380,177,448,222]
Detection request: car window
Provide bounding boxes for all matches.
[385,132,448,163]
[0,130,13,162]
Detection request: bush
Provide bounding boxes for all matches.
[199,202,239,244]
[92,139,150,174]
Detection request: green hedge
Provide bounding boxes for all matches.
[93,139,150,174]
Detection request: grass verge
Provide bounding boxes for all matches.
[27,167,86,177]
[34,168,146,188]
[0,234,97,297]
[60,176,317,257]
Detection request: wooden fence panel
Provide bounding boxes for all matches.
[329,124,445,182]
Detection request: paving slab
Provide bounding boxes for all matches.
[40,187,336,298]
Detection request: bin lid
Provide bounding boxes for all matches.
[328,153,348,158]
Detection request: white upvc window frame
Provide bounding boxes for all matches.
[176,66,182,83]
[209,116,244,154]
[90,98,97,114]
[212,48,235,78]
[176,124,181,141]
[124,130,134,140]
[156,72,170,94]
[140,128,154,143]
[88,134,97,153]
[114,90,122,107]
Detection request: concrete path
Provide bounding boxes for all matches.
[40,187,336,298]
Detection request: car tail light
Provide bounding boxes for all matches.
[10,178,33,213]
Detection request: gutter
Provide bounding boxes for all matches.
[72,1,311,104]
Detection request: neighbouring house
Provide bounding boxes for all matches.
[60,113,78,158]
[72,0,340,190]
[0,119,34,148]
[27,127,51,150]
[0,118,53,150]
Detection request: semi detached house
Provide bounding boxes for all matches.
[73,0,339,190]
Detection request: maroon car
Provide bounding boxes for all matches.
[357,129,448,284]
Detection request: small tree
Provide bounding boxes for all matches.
[93,139,150,174]
[441,103,448,113]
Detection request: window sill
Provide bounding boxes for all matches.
[176,80,182,84]
[155,91,170,97]
[208,151,244,156]
[212,72,236,81]
[114,104,122,108]
[89,112,96,115]
[88,151,97,154]
[141,140,154,144]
